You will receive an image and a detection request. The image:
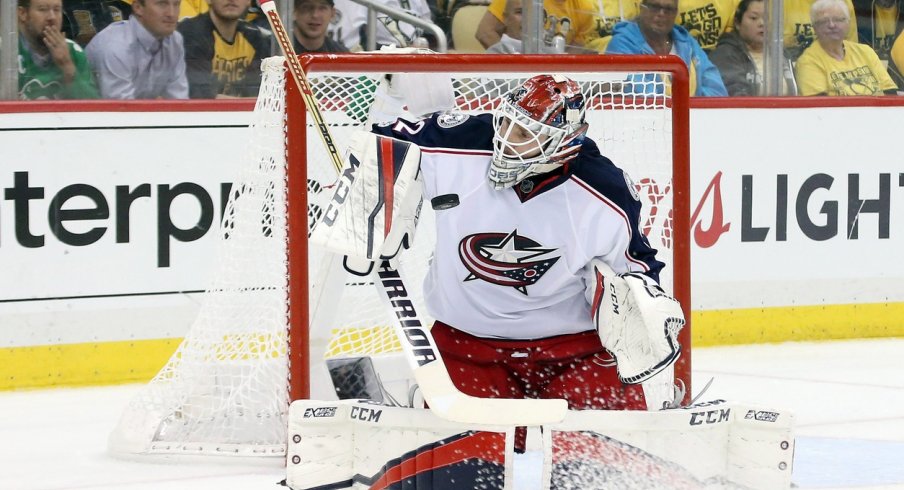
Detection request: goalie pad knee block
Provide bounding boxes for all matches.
[586,259,685,386]
[286,400,516,490]
[310,132,423,264]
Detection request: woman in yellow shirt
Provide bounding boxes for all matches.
[475,0,606,50]
[796,0,898,95]
[784,0,857,59]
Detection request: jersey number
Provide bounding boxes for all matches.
[393,119,425,135]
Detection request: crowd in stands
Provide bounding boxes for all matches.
[11,0,904,98]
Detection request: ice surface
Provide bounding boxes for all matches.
[1,339,902,490]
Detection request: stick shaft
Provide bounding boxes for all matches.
[258,0,343,173]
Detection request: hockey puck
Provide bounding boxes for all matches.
[431,194,460,210]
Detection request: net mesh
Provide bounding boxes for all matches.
[108,58,291,458]
[108,56,680,458]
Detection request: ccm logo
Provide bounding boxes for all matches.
[745,410,779,422]
[303,407,338,418]
[350,406,382,423]
[689,408,730,425]
[321,154,361,227]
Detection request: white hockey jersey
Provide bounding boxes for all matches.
[373,112,664,340]
[332,0,433,50]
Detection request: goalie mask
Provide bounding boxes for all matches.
[489,75,589,190]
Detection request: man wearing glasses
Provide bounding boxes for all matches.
[605,0,728,96]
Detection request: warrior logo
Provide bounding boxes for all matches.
[458,230,559,295]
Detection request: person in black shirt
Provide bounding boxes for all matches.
[178,0,270,98]
[293,0,348,52]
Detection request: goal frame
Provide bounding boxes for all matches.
[285,53,692,405]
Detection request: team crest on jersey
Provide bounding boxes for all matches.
[458,230,559,295]
[436,112,469,128]
[623,171,640,201]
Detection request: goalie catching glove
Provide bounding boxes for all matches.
[586,259,685,386]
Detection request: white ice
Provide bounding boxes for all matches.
[2,338,903,490]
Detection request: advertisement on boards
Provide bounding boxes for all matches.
[2,103,903,387]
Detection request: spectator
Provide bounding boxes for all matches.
[179,0,270,98]
[245,4,273,36]
[676,0,740,52]
[852,0,904,85]
[333,0,433,51]
[86,0,188,99]
[485,0,523,53]
[796,0,898,94]
[17,0,99,99]
[293,0,349,52]
[475,0,603,51]
[853,0,903,57]
[709,0,797,95]
[784,0,857,60]
[605,0,728,96]
[484,0,563,53]
[62,0,131,46]
[891,27,904,82]
[584,0,640,52]
[179,0,207,19]
[177,0,270,35]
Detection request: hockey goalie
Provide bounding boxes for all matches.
[290,73,795,489]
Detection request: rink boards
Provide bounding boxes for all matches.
[1,99,903,389]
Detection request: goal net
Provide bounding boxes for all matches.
[108,54,691,459]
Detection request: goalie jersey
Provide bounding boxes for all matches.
[372,112,664,340]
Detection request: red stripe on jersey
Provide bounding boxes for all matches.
[570,176,650,272]
[379,137,394,238]
[591,268,605,317]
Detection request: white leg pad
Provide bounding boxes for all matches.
[286,402,355,489]
[541,400,795,490]
[286,400,517,490]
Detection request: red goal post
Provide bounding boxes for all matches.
[286,54,692,402]
[107,53,691,460]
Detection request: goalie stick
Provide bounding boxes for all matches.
[258,0,342,173]
[257,0,568,426]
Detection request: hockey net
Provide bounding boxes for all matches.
[108,54,691,459]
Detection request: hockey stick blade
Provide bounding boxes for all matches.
[373,260,568,425]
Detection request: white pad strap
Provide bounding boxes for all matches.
[542,401,795,489]
[286,400,516,490]
[310,131,423,263]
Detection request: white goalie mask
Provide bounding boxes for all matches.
[489,74,589,190]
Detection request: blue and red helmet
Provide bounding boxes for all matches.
[489,75,589,189]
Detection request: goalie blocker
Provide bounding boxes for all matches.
[310,131,424,271]
[285,399,795,489]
